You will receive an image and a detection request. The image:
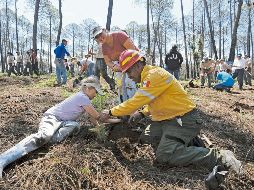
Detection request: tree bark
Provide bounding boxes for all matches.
[228,0,243,61]
[203,0,218,60]
[147,0,151,56]
[49,15,52,73]
[180,0,189,78]
[106,0,113,31]
[56,0,62,46]
[32,0,40,52]
[15,0,19,52]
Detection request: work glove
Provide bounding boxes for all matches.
[128,111,144,128]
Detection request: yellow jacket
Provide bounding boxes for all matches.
[111,65,196,121]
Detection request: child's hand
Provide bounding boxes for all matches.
[99,110,110,122]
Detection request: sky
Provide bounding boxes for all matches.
[17,0,193,29]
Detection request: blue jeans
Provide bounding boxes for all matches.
[213,83,232,91]
[55,59,67,84]
[166,68,180,80]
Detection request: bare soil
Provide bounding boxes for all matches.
[0,76,253,190]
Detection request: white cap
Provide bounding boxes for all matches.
[81,76,103,95]
[92,26,103,39]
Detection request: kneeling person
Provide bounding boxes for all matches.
[213,69,234,92]
[99,50,242,176]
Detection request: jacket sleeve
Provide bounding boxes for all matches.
[64,47,70,56]
[178,52,183,64]
[111,70,174,116]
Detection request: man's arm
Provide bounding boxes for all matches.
[103,55,121,72]
[111,72,174,116]
[123,38,139,51]
[178,52,183,64]
[64,47,70,57]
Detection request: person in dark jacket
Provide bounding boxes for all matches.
[164,45,183,80]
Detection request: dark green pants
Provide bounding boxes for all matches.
[140,109,221,170]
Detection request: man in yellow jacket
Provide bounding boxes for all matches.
[99,50,242,177]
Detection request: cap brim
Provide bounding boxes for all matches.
[92,29,103,39]
[95,87,104,95]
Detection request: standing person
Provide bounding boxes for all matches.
[200,57,215,88]
[16,51,23,75]
[6,52,17,77]
[69,57,76,78]
[94,43,115,90]
[92,26,138,101]
[243,54,252,86]
[213,60,220,81]
[30,49,40,77]
[54,39,71,86]
[0,76,104,178]
[213,69,235,92]
[232,54,245,90]
[164,45,183,80]
[79,54,95,77]
[99,50,242,187]
[219,59,231,72]
[23,50,32,76]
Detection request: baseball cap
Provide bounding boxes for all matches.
[81,76,103,95]
[92,26,103,39]
[237,53,242,57]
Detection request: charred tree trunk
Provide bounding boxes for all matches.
[0,16,4,72]
[147,0,151,56]
[56,0,62,46]
[180,0,189,78]
[228,0,243,61]
[247,1,251,56]
[49,15,52,73]
[203,0,218,60]
[15,0,19,52]
[106,0,113,31]
[32,0,40,52]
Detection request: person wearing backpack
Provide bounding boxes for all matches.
[164,45,183,80]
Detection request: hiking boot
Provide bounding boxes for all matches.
[205,165,228,190]
[221,150,243,174]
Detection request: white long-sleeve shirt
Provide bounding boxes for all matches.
[233,58,245,69]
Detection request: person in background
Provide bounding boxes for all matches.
[23,50,32,76]
[219,59,231,72]
[0,76,104,179]
[243,54,252,86]
[213,60,220,81]
[213,69,235,92]
[6,52,17,77]
[64,58,69,72]
[94,43,115,90]
[200,57,215,88]
[30,49,40,77]
[69,57,76,78]
[16,51,23,75]
[92,26,138,101]
[232,54,245,90]
[54,39,71,86]
[79,54,95,77]
[164,45,183,80]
